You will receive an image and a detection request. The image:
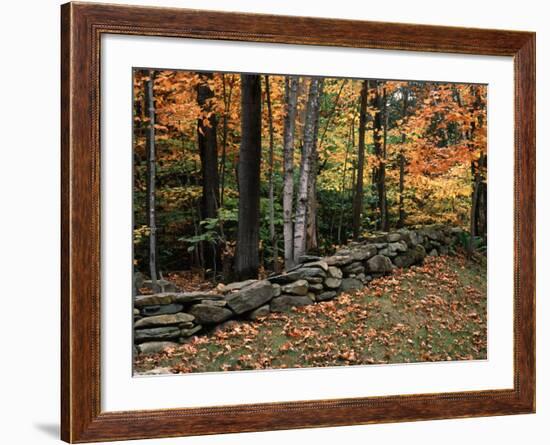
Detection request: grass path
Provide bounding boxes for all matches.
[134,254,487,375]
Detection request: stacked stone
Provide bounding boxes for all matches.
[134,225,463,355]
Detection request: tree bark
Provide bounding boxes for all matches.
[234,74,262,280]
[469,166,482,257]
[397,87,408,228]
[352,80,369,240]
[338,115,355,244]
[282,76,299,270]
[380,86,389,231]
[264,75,279,273]
[372,82,389,231]
[145,70,158,284]
[306,79,324,252]
[197,73,220,273]
[294,78,323,263]
[220,74,234,207]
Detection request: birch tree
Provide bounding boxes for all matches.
[352,80,369,240]
[282,76,299,269]
[293,77,323,263]
[145,69,158,284]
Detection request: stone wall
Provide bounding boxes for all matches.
[134,225,465,355]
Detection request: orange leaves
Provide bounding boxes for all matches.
[134,255,487,375]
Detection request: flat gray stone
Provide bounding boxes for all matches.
[270,295,313,312]
[248,304,270,320]
[134,312,195,329]
[281,279,309,296]
[308,283,324,292]
[387,233,402,242]
[134,326,181,343]
[140,303,184,317]
[137,341,179,355]
[339,277,363,292]
[272,283,282,297]
[324,277,342,289]
[200,299,227,307]
[134,293,174,308]
[268,267,326,284]
[179,325,202,338]
[300,260,329,272]
[316,291,337,302]
[219,279,258,293]
[225,280,274,314]
[342,262,365,275]
[378,241,408,257]
[365,235,388,244]
[324,255,353,267]
[350,245,377,261]
[327,266,343,279]
[174,292,224,304]
[298,255,322,263]
[188,304,233,324]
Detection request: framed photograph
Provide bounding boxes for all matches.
[61,2,535,442]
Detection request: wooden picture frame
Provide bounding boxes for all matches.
[61,2,535,442]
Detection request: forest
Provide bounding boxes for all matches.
[133,70,487,284]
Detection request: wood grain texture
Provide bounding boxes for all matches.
[60,2,536,442]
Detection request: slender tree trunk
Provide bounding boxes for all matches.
[264,75,279,273]
[283,76,299,270]
[477,153,487,242]
[306,80,324,252]
[372,82,382,219]
[220,74,234,207]
[338,116,355,244]
[397,88,408,228]
[145,70,158,284]
[294,78,323,263]
[379,86,389,231]
[197,73,221,274]
[469,168,481,257]
[352,80,369,240]
[235,74,262,280]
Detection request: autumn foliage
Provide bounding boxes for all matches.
[133,70,487,279]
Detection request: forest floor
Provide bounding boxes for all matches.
[134,254,487,375]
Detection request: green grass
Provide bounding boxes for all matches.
[134,254,487,374]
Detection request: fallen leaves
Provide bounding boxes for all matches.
[134,254,487,375]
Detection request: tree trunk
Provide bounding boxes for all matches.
[220,74,234,207]
[306,79,324,252]
[282,76,299,270]
[469,167,482,257]
[372,82,382,219]
[264,75,279,273]
[145,70,158,284]
[197,73,220,274]
[234,74,262,280]
[352,80,369,240]
[294,78,323,263]
[338,115,355,244]
[379,85,389,231]
[397,87,408,228]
